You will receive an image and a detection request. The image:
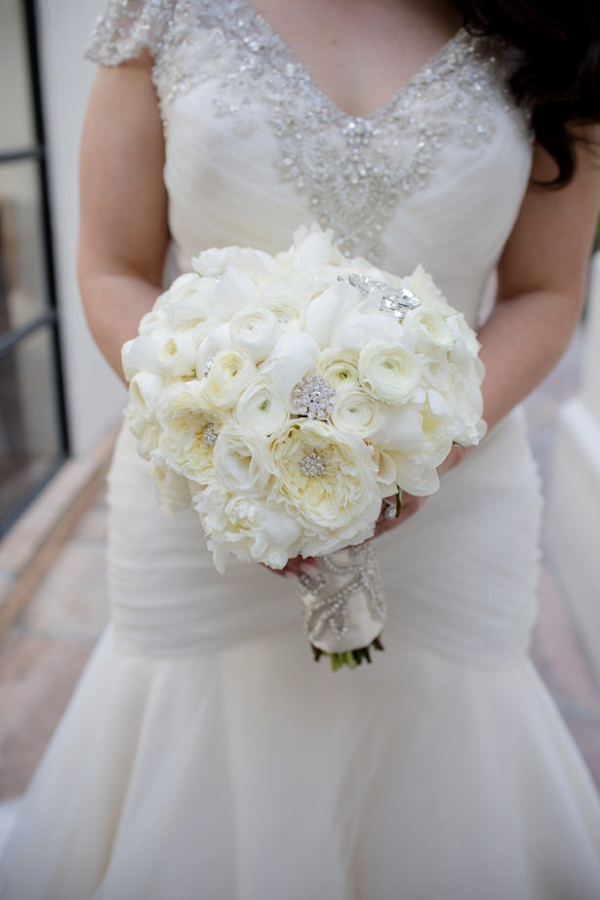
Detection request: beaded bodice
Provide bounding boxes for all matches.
[86,0,533,325]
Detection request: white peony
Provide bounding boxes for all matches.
[269,419,381,552]
[154,381,223,485]
[149,462,193,515]
[260,331,320,400]
[194,482,302,573]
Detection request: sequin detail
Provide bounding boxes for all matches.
[86,0,528,261]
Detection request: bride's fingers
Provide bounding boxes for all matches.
[372,493,425,538]
[265,555,317,578]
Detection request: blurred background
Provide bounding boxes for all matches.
[0,0,599,809]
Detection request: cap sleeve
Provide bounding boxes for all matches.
[85,0,175,66]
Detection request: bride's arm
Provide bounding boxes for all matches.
[372,133,600,542]
[477,133,600,433]
[78,51,169,381]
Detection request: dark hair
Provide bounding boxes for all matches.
[453,0,600,185]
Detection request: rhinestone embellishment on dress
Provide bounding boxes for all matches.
[86,0,529,263]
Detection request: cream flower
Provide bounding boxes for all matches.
[269,419,381,552]
[330,389,383,437]
[194,483,303,573]
[229,307,283,362]
[155,381,223,485]
[199,349,257,410]
[212,424,274,496]
[234,378,289,435]
[317,348,361,392]
[358,341,421,404]
[260,331,320,400]
[149,462,193,516]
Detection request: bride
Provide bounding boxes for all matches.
[2,0,600,897]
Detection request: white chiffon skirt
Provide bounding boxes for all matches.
[1,409,600,900]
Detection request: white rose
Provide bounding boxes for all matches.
[330,389,383,437]
[268,419,380,551]
[358,341,422,403]
[194,483,302,573]
[155,381,224,485]
[212,424,274,496]
[199,349,256,410]
[260,331,320,400]
[229,307,283,362]
[234,377,289,435]
[317,348,361,392]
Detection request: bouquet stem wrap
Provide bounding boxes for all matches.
[297,544,386,669]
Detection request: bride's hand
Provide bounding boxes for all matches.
[272,444,471,577]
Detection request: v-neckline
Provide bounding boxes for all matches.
[236,0,469,120]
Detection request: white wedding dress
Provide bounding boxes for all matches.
[2,2,600,898]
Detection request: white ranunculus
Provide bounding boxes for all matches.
[259,295,304,329]
[155,381,224,485]
[269,419,380,550]
[358,341,422,403]
[260,331,320,400]
[122,333,167,381]
[234,377,289,435]
[330,389,383,437]
[229,307,283,362]
[199,349,256,410]
[317,348,361,393]
[212,424,274,496]
[194,482,302,573]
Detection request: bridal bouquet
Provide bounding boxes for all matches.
[122,226,485,669]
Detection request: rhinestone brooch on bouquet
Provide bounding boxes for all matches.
[339,273,421,321]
